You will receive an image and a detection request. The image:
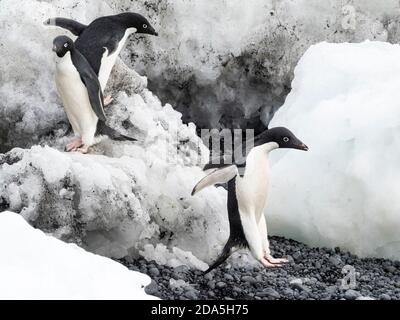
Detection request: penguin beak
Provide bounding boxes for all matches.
[52,45,57,52]
[298,143,309,151]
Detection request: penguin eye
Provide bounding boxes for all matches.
[143,24,148,29]
[64,43,68,48]
[283,137,290,143]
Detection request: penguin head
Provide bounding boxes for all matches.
[117,13,158,36]
[52,36,74,57]
[256,127,309,151]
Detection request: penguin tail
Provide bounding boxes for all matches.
[97,120,137,142]
[204,240,234,274]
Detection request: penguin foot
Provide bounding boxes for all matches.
[103,95,114,107]
[76,145,89,154]
[65,138,83,152]
[265,255,289,264]
[261,257,283,268]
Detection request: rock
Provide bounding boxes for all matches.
[329,255,342,266]
[121,236,398,301]
[169,279,187,290]
[149,267,160,277]
[282,288,294,297]
[359,275,370,282]
[123,255,134,264]
[290,278,303,289]
[344,289,361,300]
[292,251,301,261]
[242,276,257,284]
[232,286,243,293]
[379,294,391,300]
[224,274,234,281]
[290,279,310,292]
[286,255,295,264]
[384,265,396,273]
[184,290,198,300]
[257,288,281,299]
[207,281,215,290]
[175,265,190,274]
[204,273,213,281]
[145,280,159,296]
[325,286,337,295]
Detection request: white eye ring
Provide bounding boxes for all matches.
[64,43,68,48]
[283,137,290,142]
[143,24,148,29]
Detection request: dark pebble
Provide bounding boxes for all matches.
[118,236,399,301]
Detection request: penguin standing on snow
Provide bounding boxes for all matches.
[46,13,157,153]
[52,35,134,153]
[192,127,308,273]
[45,13,158,93]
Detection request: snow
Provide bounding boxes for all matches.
[0,0,232,268]
[0,211,156,300]
[123,0,400,129]
[268,41,400,260]
[0,139,228,267]
[1,0,400,269]
[2,0,400,151]
[140,244,209,271]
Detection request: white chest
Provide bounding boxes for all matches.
[98,27,136,90]
[55,52,97,135]
[236,143,277,220]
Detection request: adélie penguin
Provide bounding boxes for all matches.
[52,35,135,153]
[44,13,158,95]
[191,127,309,273]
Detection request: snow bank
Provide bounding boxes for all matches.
[0,211,156,300]
[268,41,400,260]
[0,0,229,267]
[2,0,400,151]
[121,0,400,130]
[0,114,227,266]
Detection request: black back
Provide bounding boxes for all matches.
[68,46,107,121]
[47,13,157,76]
[74,18,126,75]
[204,178,248,274]
[74,13,157,75]
[227,178,248,248]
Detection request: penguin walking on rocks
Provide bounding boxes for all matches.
[52,35,134,153]
[192,127,308,273]
[45,12,158,98]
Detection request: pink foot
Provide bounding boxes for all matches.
[104,95,113,107]
[65,138,83,152]
[265,255,289,264]
[261,257,282,268]
[76,144,89,154]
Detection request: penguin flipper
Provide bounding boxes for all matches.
[81,73,107,122]
[44,17,87,36]
[191,165,238,196]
